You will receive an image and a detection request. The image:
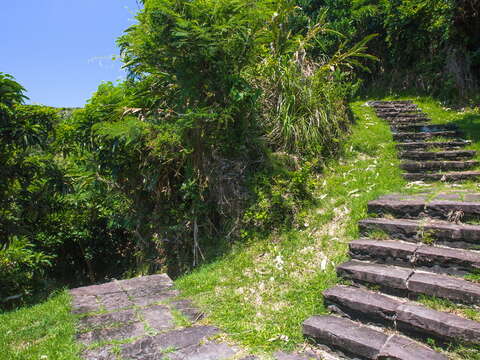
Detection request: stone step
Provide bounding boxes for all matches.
[337,260,480,304]
[370,100,414,106]
[302,315,447,360]
[398,150,476,161]
[400,160,480,172]
[359,217,480,248]
[376,109,423,115]
[382,114,429,120]
[392,124,457,133]
[393,131,459,141]
[349,239,480,275]
[368,193,480,220]
[387,117,432,124]
[397,141,471,150]
[372,105,418,110]
[404,171,480,182]
[324,285,480,343]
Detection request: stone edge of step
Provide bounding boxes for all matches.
[323,285,480,343]
[302,315,448,360]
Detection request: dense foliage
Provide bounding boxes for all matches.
[3,0,475,307]
[301,0,480,100]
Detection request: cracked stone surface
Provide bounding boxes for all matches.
[71,275,242,359]
[305,100,480,359]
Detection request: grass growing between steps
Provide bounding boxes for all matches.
[372,94,480,192]
[418,295,480,360]
[175,101,407,355]
[0,291,80,360]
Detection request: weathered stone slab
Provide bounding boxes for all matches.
[396,303,480,343]
[349,239,417,263]
[324,285,401,322]
[404,171,480,182]
[370,197,480,220]
[397,141,471,151]
[168,342,237,359]
[71,282,123,296]
[77,321,145,345]
[121,326,220,358]
[171,299,204,322]
[77,308,136,332]
[324,285,480,343]
[71,295,101,314]
[393,131,459,141]
[377,335,448,360]
[359,217,480,245]
[399,150,476,161]
[140,305,175,331]
[400,160,479,172]
[337,261,413,290]
[303,315,387,359]
[97,291,134,311]
[81,346,115,360]
[415,245,480,272]
[274,351,324,360]
[392,124,457,133]
[116,273,173,291]
[128,288,180,307]
[408,272,480,304]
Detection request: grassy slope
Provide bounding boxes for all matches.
[2,96,479,359]
[175,100,407,355]
[0,291,79,360]
[177,97,480,359]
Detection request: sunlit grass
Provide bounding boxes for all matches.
[0,291,80,360]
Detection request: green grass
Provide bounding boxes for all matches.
[175,100,408,355]
[0,291,80,360]
[176,96,480,358]
[3,95,480,359]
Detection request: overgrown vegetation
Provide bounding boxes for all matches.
[2,0,480,358]
[301,0,480,101]
[1,0,379,306]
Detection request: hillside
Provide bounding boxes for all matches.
[1,0,480,359]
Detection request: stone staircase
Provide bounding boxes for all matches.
[371,100,480,182]
[302,101,480,359]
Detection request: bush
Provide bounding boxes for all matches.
[0,237,52,305]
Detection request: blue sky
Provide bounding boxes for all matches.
[1,1,142,107]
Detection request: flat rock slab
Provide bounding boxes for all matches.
[141,305,175,331]
[303,315,388,359]
[415,245,480,272]
[171,299,204,322]
[397,141,471,150]
[359,217,480,245]
[77,321,145,345]
[168,342,237,359]
[399,150,476,161]
[404,171,480,182]
[121,326,222,358]
[77,308,137,332]
[303,315,446,360]
[72,275,244,359]
[393,131,459,141]
[368,194,480,219]
[337,261,413,291]
[324,285,480,343]
[396,303,480,343]
[408,272,480,304]
[349,239,480,274]
[349,239,417,263]
[338,260,480,305]
[400,160,479,172]
[324,285,400,322]
[377,335,447,360]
